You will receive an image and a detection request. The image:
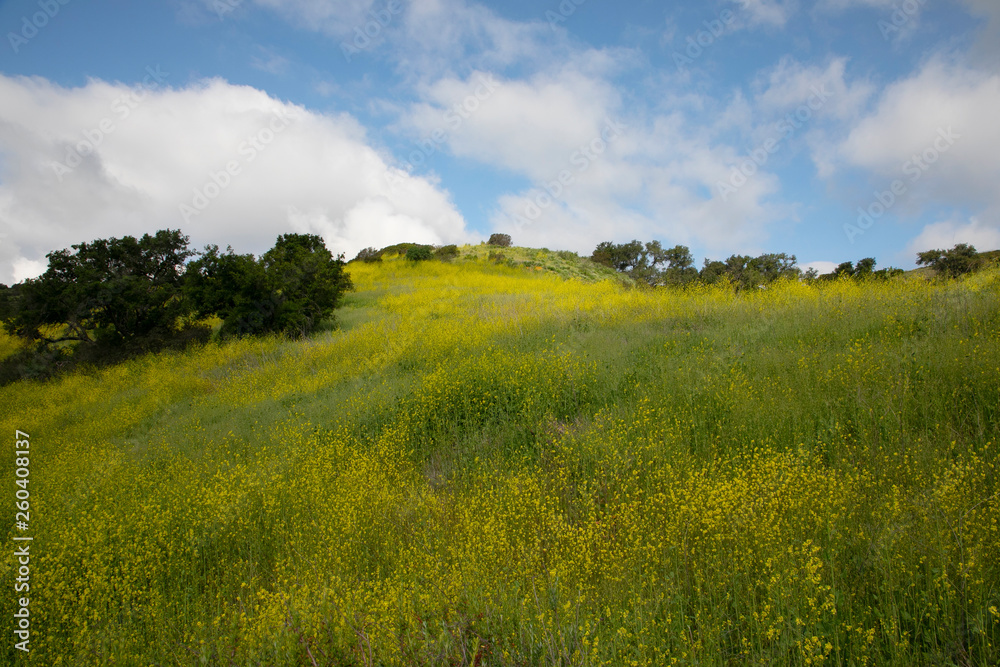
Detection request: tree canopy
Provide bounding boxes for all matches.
[1,229,353,378]
[916,243,983,277]
[5,229,194,348]
[184,233,352,339]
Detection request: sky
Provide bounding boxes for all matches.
[1,0,999,283]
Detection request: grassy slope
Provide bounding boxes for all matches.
[1,257,999,665]
[382,243,629,284]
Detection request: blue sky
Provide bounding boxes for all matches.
[1,0,999,283]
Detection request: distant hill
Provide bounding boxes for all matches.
[369,242,631,284]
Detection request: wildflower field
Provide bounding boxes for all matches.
[1,251,999,665]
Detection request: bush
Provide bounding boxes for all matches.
[353,247,382,263]
[380,243,426,258]
[917,243,983,278]
[434,245,459,261]
[488,233,512,247]
[406,245,434,262]
[186,234,352,339]
[6,229,195,348]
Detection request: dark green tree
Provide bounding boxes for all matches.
[749,253,800,283]
[854,257,876,277]
[833,261,855,278]
[659,244,698,285]
[405,245,434,262]
[5,230,194,348]
[185,234,352,338]
[0,283,19,323]
[184,245,273,338]
[917,243,981,277]
[699,259,728,284]
[488,233,512,247]
[262,234,353,337]
[591,240,645,273]
[723,255,752,285]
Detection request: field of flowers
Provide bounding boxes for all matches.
[1,251,998,665]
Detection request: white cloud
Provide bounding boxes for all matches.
[0,74,470,284]
[906,217,1000,257]
[801,260,838,275]
[11,258,47,283]
[202,0,845,261]
[400,67,623,180]
[243,0,571,78]
[755,57,874,121]
[393,58,792,257]
[836,59,1000,216]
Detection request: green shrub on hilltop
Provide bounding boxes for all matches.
[488,233,512,247]
[353,246,383,263]
[405,245,434,261]
[917,243,985,278]
[434,244,459,261]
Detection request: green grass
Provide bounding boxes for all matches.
[1,257,998,665]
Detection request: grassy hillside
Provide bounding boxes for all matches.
[1,257,999,665]
[372,243,629,284]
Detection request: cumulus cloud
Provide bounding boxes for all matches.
[181,0,919,263]
[0,74,470,283]
[391,54,794,258]
[906,217,1000,257]
[801,260,838,275]
[836,59,1000,214]
[400,67,623,179]
[755,57,874,121]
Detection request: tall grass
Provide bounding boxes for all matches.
[1,257,998,665]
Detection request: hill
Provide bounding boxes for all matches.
[1,256,999,665]
[362,242,630,284]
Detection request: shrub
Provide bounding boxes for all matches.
[6,229,195,348]
[353,247,382,263]
[380,243,426,258]
[917,243,984,278]
[434,245,459,261]
[488,233,512,247]
[406,245,434,262]
[186,234,352,339]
